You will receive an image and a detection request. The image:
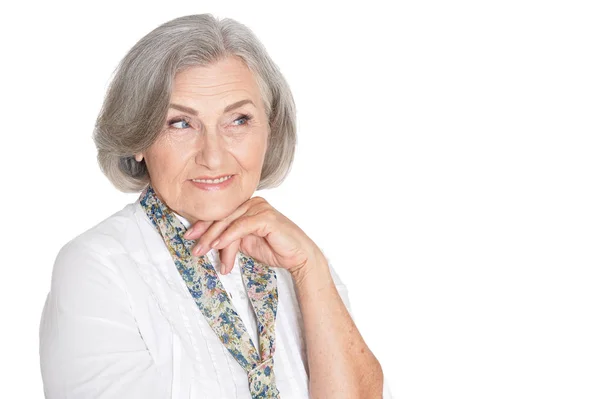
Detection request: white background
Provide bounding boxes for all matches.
[1,0,599,397]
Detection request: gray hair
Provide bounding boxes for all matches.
[93,14,297,192]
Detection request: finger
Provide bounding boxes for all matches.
[219,239,240,275]
[183,220,213,240]
[238,234,279,267]
[192,199,267,256]
[212,212,274,252]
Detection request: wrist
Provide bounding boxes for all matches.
[289,248,332,290]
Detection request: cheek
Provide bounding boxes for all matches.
[236,133,268,172]
[144,143,190,183]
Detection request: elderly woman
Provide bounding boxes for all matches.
[39,14,393,399]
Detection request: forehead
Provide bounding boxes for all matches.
[171,56,260,100]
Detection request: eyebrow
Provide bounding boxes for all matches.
[168,99,255,116]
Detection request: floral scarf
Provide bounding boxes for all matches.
[139,185,280,398]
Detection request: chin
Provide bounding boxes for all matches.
[189,203,236,222]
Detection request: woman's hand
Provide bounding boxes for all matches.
[183,196,323,277]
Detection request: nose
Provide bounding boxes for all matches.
[194,127,226,169]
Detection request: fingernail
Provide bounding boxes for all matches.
[220,265,225,274]
[183,228,193,238]
[193,245,202,256]
[211,239,220,248]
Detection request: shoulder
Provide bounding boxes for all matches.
[61,202,141,256]
[50,202,141,289]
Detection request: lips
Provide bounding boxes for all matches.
[192,174,233,180]
[191,175,234,184]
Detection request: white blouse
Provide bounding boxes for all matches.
[39,200,394,398]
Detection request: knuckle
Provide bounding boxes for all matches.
[250,196,269,206]
[230,215,249,231]
[260,208,278,223]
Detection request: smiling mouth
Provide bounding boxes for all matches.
[191,175,234,184]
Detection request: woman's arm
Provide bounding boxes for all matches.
[290,250,384,399]
[39,240,169,398]
[186,196,391,397]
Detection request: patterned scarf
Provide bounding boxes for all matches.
[139,185,280,398]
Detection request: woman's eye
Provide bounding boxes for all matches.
[167,114,252,131]
[232,114,253,127]
[169,118,191,129]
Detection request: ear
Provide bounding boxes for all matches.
[134,153,144,162]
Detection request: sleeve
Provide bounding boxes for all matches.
[319,246,354,316]
[319,247,396,399]
[39,239,170,399]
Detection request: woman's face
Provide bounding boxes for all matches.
[136,56,270,223]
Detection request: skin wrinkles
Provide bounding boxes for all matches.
[135,56,270,223]
[170,99,256,117]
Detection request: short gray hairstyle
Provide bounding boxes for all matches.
[93,14,297,192]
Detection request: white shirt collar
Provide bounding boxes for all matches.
[173,212,191,229]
